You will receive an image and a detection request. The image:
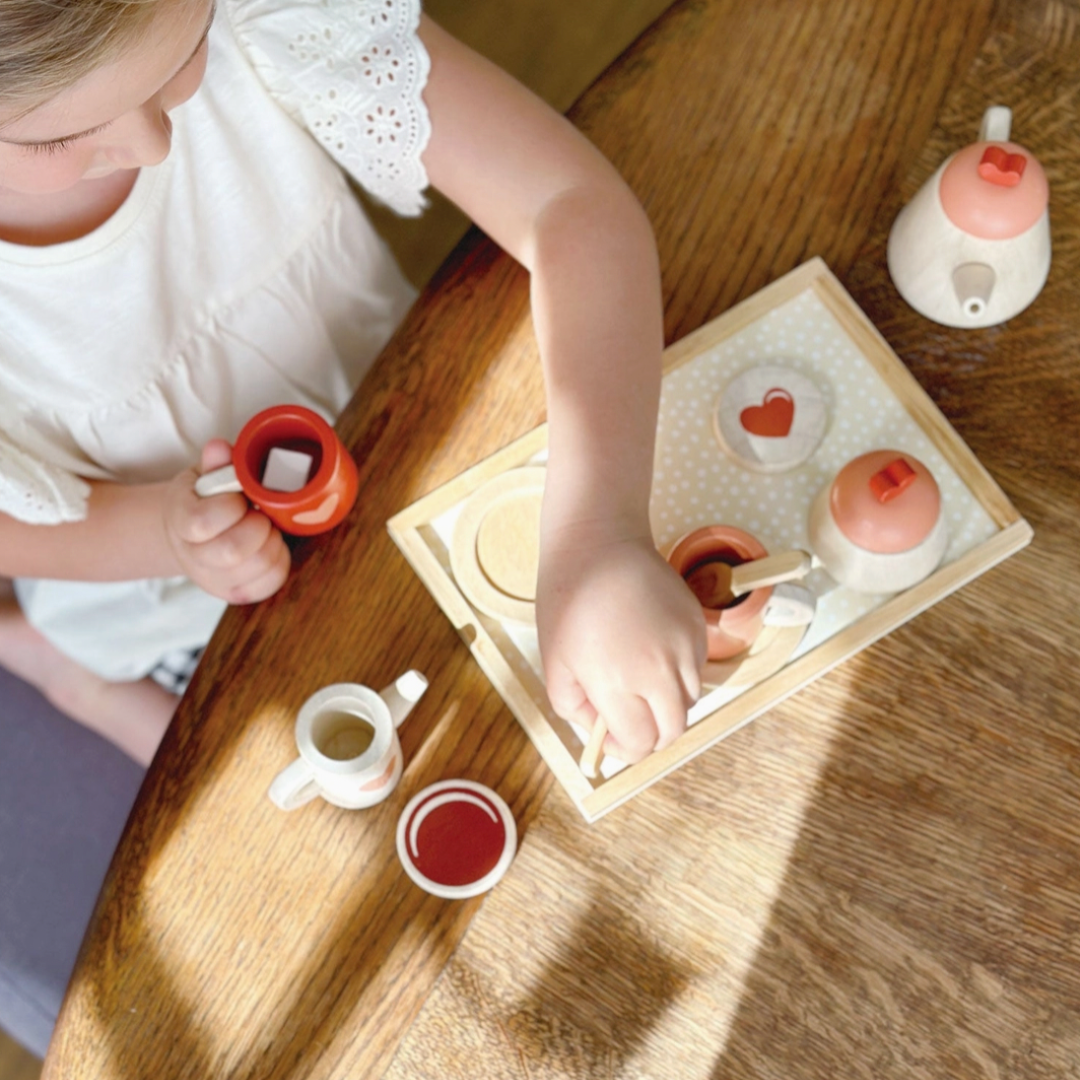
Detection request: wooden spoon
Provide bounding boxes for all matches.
[579,718,608,779]
[578,549,812,777]
[684,549,812,608]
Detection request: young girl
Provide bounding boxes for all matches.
[0,0,706,768]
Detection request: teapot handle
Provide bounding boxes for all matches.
[979,105,1012,143]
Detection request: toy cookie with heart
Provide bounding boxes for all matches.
[713,365,827,472]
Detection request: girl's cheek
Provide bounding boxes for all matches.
[164,51,209,112]
[0,151,97,194]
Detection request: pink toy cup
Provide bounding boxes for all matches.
[195,405,359,536]
[667,525,774,660]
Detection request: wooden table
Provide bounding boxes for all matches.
[44,0,1080,1076]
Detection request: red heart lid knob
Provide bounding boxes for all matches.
[829,450,941,554]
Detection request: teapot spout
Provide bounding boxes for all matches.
[380,670,429,728]
[952,262,996,320]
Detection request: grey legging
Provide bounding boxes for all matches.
[0,667,143,1057]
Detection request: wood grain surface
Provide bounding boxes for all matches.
[44,0,1080,1077]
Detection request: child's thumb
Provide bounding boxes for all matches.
[200,438,234,473]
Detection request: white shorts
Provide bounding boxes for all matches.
[14,576,227,682]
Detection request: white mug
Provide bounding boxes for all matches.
[268,671,427,811]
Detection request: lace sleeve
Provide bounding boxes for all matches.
[227,0,432,217]
[0,431,90,525]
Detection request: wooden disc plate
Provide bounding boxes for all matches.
[700,621,808,690]
[450,467,546,624]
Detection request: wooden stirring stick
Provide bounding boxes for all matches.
[579,550,811,776]
[685,549,812,608]
[579,718,608,779]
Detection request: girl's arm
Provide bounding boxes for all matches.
[418,19,707,761]
[0,478,177,580]
[0,441,289,604]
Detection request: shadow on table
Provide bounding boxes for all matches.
[83,898,217,1080]
[507,885,693,1076]
[704,572,1080,1079]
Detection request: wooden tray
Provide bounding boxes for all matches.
[388,259,1032,822]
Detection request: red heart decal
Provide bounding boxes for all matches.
[740,388,795,437]
[978,146,1027,187]
[292,492,341,526]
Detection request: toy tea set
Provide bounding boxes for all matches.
[266,669,517,899]
[243,105,1040,839]
[887,105,1051,327]
[194,404,518,897]
[389,174,1036,820]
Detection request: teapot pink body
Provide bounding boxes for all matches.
[887,106,1050,328]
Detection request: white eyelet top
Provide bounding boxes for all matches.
[0,0,432,678]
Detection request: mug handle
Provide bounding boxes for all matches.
[979,105,1011,143]
[762,583,817,627]
[195,464,243,498]
[268,758,321,811]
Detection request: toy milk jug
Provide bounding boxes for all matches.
[887,106,1050,328]
[268,671,427,811]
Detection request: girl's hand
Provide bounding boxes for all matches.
[163,440,291,604]
[536,526,707,763]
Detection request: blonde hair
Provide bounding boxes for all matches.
[0,0,165,118]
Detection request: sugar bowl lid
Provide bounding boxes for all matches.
[829,450,941,554]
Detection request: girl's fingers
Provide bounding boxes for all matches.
[226,557,290,605]
[587,689,658,763]
[200,439,233,473]
[192,509,275,570]
[544,660,592,721]
[220,524,290,599]
[647,684,691,752]
[173,482,249,544]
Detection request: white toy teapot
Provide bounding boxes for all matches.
[887,106,1050,328]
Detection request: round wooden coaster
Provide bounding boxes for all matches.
[450,467,546,625]
[713,365,827,473]
[700,621,807,690]
[476,489,543,601]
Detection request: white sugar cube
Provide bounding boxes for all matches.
[261,447,314,492]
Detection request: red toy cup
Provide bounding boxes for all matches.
[194,405,359,536]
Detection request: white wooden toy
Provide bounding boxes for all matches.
[887,105,1051,328]
[261,447,314,493]
[713,365,827,471]
[396,780,517,899]
[808,449,948,593]
[268,671,427,811]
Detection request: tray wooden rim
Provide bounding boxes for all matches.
[388,258,1033,822]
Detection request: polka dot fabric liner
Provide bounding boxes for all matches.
[652,287,997,718]
[431,285,999,745]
